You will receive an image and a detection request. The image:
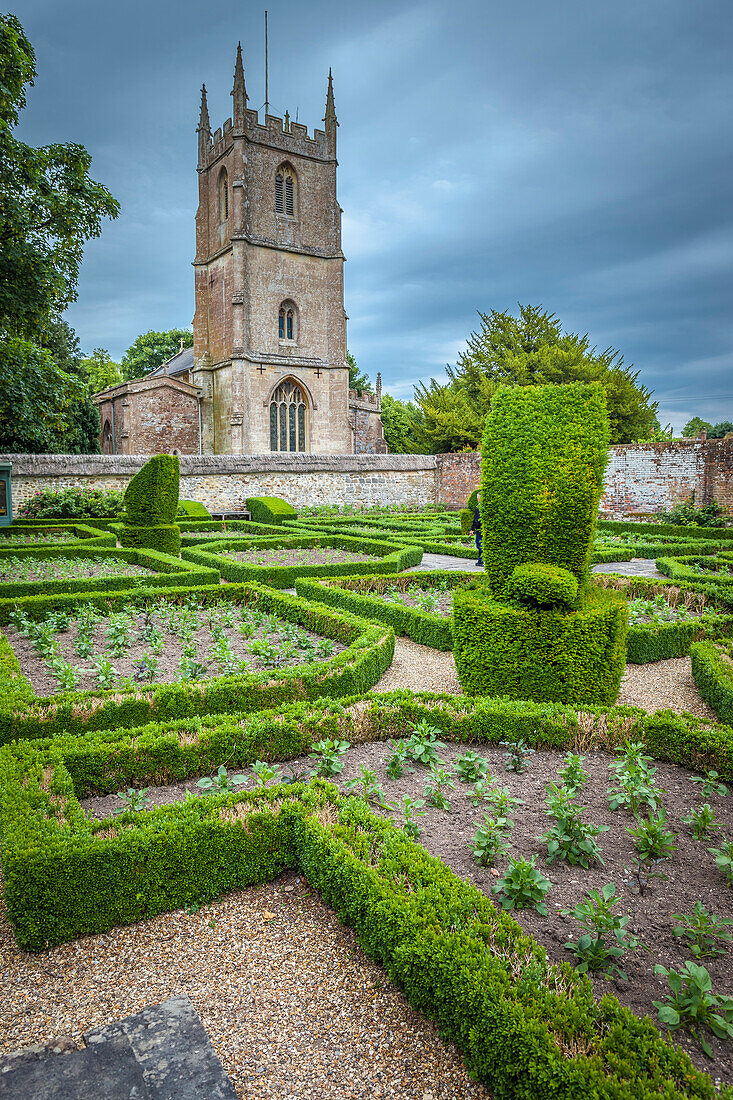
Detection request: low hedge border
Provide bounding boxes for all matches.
[179,519,292,547]
[245,496,297,525]
[691,638,733,725]
[0,523,116,548]
[283,518,478,559]
[181,533,423,588]
[0,545,218,600]
[598,519,733,542]
[0,584,395,742]
[0,696,729,1097]
[295,571,482,649]
[657,553,733,591]
[594,539,729,561]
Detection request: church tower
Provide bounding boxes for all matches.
[192,46,351,454]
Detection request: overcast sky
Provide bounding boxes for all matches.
[13,0,733,430]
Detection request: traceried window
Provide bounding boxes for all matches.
[219,168,229,223]
[275,164,296,217]
[270,380,307,452]
[278,300,297,342]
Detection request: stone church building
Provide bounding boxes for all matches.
[95,45,386,456]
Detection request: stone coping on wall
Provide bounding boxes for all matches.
[0,454,438,477]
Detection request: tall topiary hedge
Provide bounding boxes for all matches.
[121,455,181,556]
[454,382,628,705]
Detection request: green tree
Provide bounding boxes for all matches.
[710,421,733,439]
[682,417,712,438]
[39,318,100,453]
[414,305,658,452]
[347,350,373,394]
[0,335,86,452]
[121,329,193,381]
[380,394,421,453]
[81,348,123,393]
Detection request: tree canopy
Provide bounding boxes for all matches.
[412,305,659,452]
[0,14,118,452]
[380,394,421,454]
[682,417,712,437]
[121,329,193,381]
[710,421,733,439]
[347,350,373,395]
[81,348,123,394]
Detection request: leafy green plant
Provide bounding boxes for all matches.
[492,856,551,915]
[708,839,733,886]
[671,902,733,959]
[562,884,639,980]
[73,634,94,659]
[316,638,335,658]
[399,795,426,839]
[626,810,678,859]
[540,784,607,867]
[469,781,523,815]
[500,738,535,773]
[682,803,722,839]
[470,815,512,866]
[607,741,665,813]
[52,662,82,691]
[93,656,118,689]
[454,750,490,783]
[114,787,152,814]
[250,760,282,787]
[196,765,248,793]
[308,738,350,777]
[178,655,208,681]
[558,753,588,794]
[385,739,414,779]
[653,961,733,1057]
[134,653,159,683]
[345,765,388,806]
[406,727,447,768]
[691,770,728,800]
[106,616,132,657]
[423,765,456,810]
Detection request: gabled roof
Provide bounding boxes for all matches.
[147,345,195,378]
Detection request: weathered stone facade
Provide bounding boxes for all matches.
[95,376,201,456]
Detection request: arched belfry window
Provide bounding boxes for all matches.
[270,379,307,452]
[219,168,229,223]
[278,300,297,343]
[275,164,296,217]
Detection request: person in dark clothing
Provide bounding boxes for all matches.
[470,490,483,567]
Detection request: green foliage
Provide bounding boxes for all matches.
[245,496,297,525]
[121,329,192,382]
[118,524,181,557]
[81,347,122,393]
[114,787,151,814]
[671,902,733,959]
[691,770,729,800]
[562,884,639,980]
[346,350,372,394]
[177,500,212,519]
[459,508,473,535]
[17,486,124,520]
[345,765,387,806]
[470,815,512,865]
[492,855,551,915]
[454,750,489,783]
[406,721,447,767]
[656,499,726,528]
[691,639,733,725]
[683,417,713,438]
[607,741,665,814]
[308,738,350,777]
[505,563,579,608]
[653,961,733,1058]
[379,394,421,454]
[682,803,722,839]
[709,422,733,439]
[627,811,678,859]
[397,795,426,838]
[500,738,534,773]
[0,335,89,453]
[423,764,456,809]
[558,753,588,794]
[124,454,180,526]
[708,840,733,886]
[196,765,248,793]
[385,739,414,779]
[541,784,607,867]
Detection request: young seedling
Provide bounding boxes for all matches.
[134,653,159,683]
[708,839,733,886]
[114,787,152,814]
[682,803,722,839]
[316,638,335,658]
[454,750,490,784]
[93,656,118,690]
[607,741,665,814]
[500,738,535,774]
[345,765,388,806]
[469,781,524,815]
[385,739,414,779]
[492,856,551,915]
[196,765,249,793]
[53,662,82,691]
[691,770,729,800]
[541,784,607,867]
[623,857,669,896]
[308,738,350,777]
[558,753,589,794]
[653,961,733,1057]
[562,884,639,980]
[626,810,678,859]
[399,796,426,839]
[423,765,456,810]
[470,815,512,866]
[672,902,733,959]
[251,760,282,787]
[73,634,94,659]
[178,656,208,681]
[406,725,447,768]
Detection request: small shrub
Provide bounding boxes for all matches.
[251,761,282,787]
[607,741,665,814]
[454,750,490,783]
[399,796,426,839]
[470,815,512,866]
[114,787,152,814]
[558,753,588,795]
[626,811,678,859]
[423,766,456,810]
[500,738,534,773]
[385,740,414,779]
[682,803,722,839]
[492,856,551,915]
[671,902,733,959]
[308,738,350,777]
[540,784,607,868]
[562,884,640,981]
[345,766,387,806]
[653,961,733,1057]
[708,839,733,885]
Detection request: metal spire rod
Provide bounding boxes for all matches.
[264,10,269,119]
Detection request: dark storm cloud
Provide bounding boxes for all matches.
[13,0,733,429]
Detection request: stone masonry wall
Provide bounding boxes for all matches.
[4,454,436,513]
[435,452,481,509]
[599,442,705,513]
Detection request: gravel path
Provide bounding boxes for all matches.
[592,558,664,579]
[0,877,489,1100]
[373,639,715,718]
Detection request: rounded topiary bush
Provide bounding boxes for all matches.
[506,563,579,608]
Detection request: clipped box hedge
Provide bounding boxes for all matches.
[691,638,733,725]
[182,533,423,588]
[657,552,733,591]
[0,523,115,548]
[598,519,733,542]
[0,544,217,601]
[0,583,395,742]
[245,496,297,525]
[0,693,729,1098]
[179,519,290,547]
[283,517,478,559]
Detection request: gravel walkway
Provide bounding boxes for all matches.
[373,639,715,718]
[592,558,664,579]
[0,877,489,1100]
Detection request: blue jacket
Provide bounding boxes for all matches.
[470,507,481,534]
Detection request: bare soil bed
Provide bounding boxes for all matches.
[0,876,489,1100]
[0,531,80,546]
[0,557,151,584]
[81,742,733,1083]
[4,605,344,696]
[217,546,383,567]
